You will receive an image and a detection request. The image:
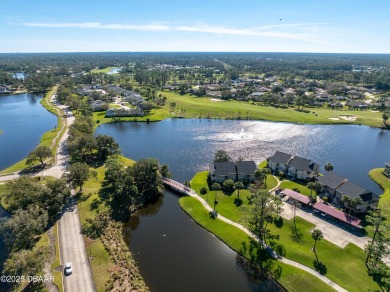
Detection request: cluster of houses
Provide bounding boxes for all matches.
[76,84,146,116]
[105,85,144,106]
[165,76,390,109]
[207,151,381,214]
[267,151,379,213]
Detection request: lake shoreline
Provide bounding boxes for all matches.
[94,112,388,130]
[0,87,61,175]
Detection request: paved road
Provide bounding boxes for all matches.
[50,97,95,292]
[59,196,95,292]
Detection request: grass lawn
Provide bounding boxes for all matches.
[161,91,383,127]
[108,103,121,109]
[258,160,268,168]
[268,217,379,292]
[0,183,10,211]
[279,180,312,196]
[78,155,134,292]
[369,168,390,210]
[90,67,116,73]
[190,171,276,222]
[51,223,63,292]
[179,196,335,292]
[187,171,380,291]
[93,108,172,127]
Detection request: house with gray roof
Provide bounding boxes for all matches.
[91,99,108,111]
[125,92,144,106]
[335,181,379,213]
[267,151,319,180]
[236,161,257,182]
[267,151,292,173]
[209,162,237,184]
[287,156,319,180]
[209,160,258,184]
[316,172,347,196]
[315,172,379,213]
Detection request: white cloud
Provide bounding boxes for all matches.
[20,21,329,41]
[22,22,170,31]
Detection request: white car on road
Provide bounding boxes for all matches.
[64,262,73,275]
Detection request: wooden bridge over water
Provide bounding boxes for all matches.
[162,177,196,196]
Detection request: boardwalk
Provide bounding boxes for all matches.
[162,177,196,196]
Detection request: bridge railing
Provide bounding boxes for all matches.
[161,177,196,196]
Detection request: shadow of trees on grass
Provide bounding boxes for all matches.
[235,239,285,291]
[313,260,327,275]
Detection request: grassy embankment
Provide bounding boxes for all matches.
[92,108,172,127]
[161,91,383,127]
[0,183,10,210]
[184,171,380,292]
[78,156,135,292]
[369,168,390,209]
[0,86,65,174]
[51,223,63,292]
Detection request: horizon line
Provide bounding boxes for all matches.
[1,51,390,55]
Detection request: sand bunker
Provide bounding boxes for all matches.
[328,116,358,121]
[339,115,358,121]
[210,98,225,102]
[371,110,379,113]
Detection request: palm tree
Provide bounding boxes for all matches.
[211,183,221,211]
[365,209,386,264]
[291,201,301,232]
[349,197,363,214]
[307,182,316,196]
[340,195,351,213]
[312,229,323,261]
[255,169,265,184]
[324,162,334,172]
[234,181,244,199]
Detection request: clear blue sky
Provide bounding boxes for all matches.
[1,0,389,53]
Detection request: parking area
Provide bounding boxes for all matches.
[280,200,369,249]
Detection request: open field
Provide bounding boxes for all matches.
[161,91,383,127]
